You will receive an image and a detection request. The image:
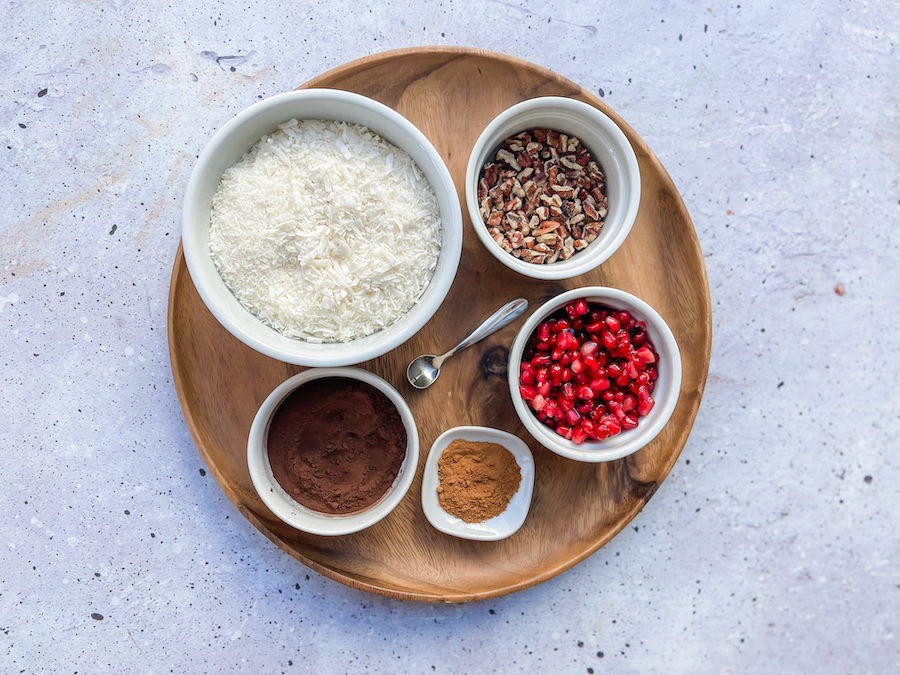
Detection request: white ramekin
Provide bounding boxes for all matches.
[508,288,681,462]
[466,97,640,280]
[183,89,463,366]
[247,367,418,536]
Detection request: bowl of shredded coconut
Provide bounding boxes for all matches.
[182,89,463,366]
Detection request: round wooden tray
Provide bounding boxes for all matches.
[167,47,711,602]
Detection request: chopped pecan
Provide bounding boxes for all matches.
[520,249,547,264]
[582,225,600,242]
[550,184,575,199]
[506,212,528,231]
[504,196,522,212]
[496,148,521,171]
[492,233,512,253]
[478,127,607,265]
[559,156,581,171]
[509,231,526,249]
[533,219,563,236]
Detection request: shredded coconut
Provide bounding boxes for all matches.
[208,119,442,342]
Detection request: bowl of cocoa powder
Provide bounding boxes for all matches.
[247,367,418,536]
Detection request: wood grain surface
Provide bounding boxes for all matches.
[167,47,712,602]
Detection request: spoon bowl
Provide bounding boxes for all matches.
[407,355,440,389]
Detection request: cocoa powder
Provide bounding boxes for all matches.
[436,439,521,523]
[267,378,407,515]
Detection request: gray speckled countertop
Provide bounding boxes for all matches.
[2,2,898,673]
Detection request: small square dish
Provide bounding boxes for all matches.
[421,426,535,541]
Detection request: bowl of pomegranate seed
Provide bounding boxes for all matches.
[465,97,640,280]
[509,288,682,462]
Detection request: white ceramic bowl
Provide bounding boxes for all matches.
[247,367,418,536]
[465,96,640,280]
[508,288,681,462]
[421,426,534,541]
[183,89,463,366]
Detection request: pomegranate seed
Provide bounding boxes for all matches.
[555,424,572,438]
[535,367,549,383]
[536,381,551,397]
[571,319,584,330]
[590,403,607,421]
[608,400,625,420]
[580,341,598,357]
[531,354,551,367]
[561,382,575,400]
[544,400,559,418]
[636,347,656,363]
[531,394,546,411]
[601,331,617,350]
[631,322,646,346]
[616,373,630,387]
[621,414,639,430]
[520,385,536,401]
[581,419,594,435]
[535,341,550,351]
[607,362,622,379]
[564,408,582,425]
[570,359,584,375]
[605,418,622,436]
[587,310,602,324]
[561,367,572,382]
[575,402,592,414]
[586,321,604,334]
[622,394,637,413]
[647,365,659,381]
[571,426,588,445]
[550,348,563,361]
[520,370,535,386]
[559,351,572,366]
[637,392,655,416]
[572,373,589,387]
[552,319,570,333]
[583,354,599,375]
[594,425,610,439]
[537,322,552,342]
[590,377,610,393]
[615,310,631,325]
[577,385,594,399]
[625,361,639,380]
[601,390,616,402]
[573,298,588,316]
[604,315,620,332]
[558,395,574,411]
[550,363,563,386]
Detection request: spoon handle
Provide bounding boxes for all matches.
[435,298,529,367]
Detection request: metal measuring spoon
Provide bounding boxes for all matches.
[406,298,529,389]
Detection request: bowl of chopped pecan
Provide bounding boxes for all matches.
[465,97,640,279]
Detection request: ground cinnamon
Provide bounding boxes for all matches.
[436,439,521,523]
